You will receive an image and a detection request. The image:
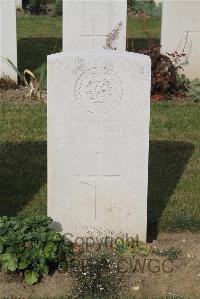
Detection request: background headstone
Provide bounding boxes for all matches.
[0,0,17,81]
[161,0,200,79]
[63,0,127,51]
[48,50,151,241]
[16,0,22,9]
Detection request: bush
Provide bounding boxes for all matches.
[141,47,188,97]
[0,216,73,284]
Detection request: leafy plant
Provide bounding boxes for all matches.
[153,247,182,261]
[188,79,200,102]
[133,12,188,98]
[113,236,151,257]
[128,0,161,17]
[1,57,47,100]
[0,216,73,285]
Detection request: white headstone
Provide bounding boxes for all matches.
[48,50,151,241]
[161,0,200,79]
[0,0,17,81]
[63,0,127,51]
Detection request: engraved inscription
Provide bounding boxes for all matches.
[76,151,120,219]
[75,67,123,114]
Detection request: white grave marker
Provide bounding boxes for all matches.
[161,0,200,79]
[0,0,17,82]
[63,0,127,51]
[48,50,151,241]
[16,0,22,9]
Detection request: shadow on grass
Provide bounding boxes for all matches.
[147,140,195,242]
[0,140,194,239]
[0,141,47,216]
[126,38,160,52]
[17,38,62,72]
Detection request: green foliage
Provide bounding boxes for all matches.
[188,79,200,102]
[35,62,47,94]
[153,247,182,261]
[113,237,151,257]
[1,57,47,100]
[128,0,161,17]
[0,216,73,285]
[53,0,62,16]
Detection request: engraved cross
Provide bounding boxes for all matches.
[80,18,109,48]
[76,151,120,219]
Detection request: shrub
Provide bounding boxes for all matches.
[188,79,200,102]
[0,216,73,284]
[141,47,188,96]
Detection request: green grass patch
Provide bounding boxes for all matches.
[0,101,47,217]
[0,101,199,234]
[17,16,62,72]
[127,15,161,51]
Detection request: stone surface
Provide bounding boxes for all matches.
[16,0,22,9]
[0,0,17,81]
[63,0,127,51]
[161,0,200,79]
[48,50,151,241]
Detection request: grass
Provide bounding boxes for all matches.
[17,16,62,72]
[127,15,161,51]
[0,100,199,235]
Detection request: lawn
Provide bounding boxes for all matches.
[0,100,199,236]
[0,15,198,236]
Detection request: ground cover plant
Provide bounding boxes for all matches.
[0,215,73,284]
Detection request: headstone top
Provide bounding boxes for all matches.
[63,0,127,51]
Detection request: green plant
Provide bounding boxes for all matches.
[188,79,200,102]
[113,236,151,257]
[153,247,182,261]
[0,216,73,285]
[128,0,161,17]
[1,57,47,100]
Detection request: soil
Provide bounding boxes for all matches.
[0,232,199,298]
[0,87,47,102]
[125,232,200,299]
[0,88,28,101]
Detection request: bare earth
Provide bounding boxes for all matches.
[0,232,199,298]
[0,88,28,101]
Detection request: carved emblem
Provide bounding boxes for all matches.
[75,67,123,114]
